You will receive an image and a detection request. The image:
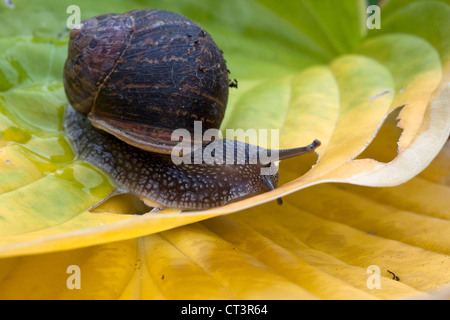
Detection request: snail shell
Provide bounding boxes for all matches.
[63,9,229,154]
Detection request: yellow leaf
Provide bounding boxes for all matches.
[0,141,448,300]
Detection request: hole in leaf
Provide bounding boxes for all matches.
[356,105,405,163]
[90,193,151,215]
[278,151,319,185]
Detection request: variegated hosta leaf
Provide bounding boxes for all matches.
[0,0,449,300]
[0,141,448,300]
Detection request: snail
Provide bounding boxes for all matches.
[62,9,321,210]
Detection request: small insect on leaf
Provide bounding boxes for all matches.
[387,270,400,281]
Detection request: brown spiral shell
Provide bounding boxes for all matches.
[63,9,229,154]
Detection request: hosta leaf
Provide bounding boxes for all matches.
[0,141,448,299]
[370,0,450,67]
[0,0,449,299]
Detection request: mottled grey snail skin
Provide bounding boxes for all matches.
[64,106,321,210]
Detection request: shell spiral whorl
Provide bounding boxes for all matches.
[63,9,229,154]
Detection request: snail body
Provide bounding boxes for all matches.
[63,9,321,210]
[64,106,320,210]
